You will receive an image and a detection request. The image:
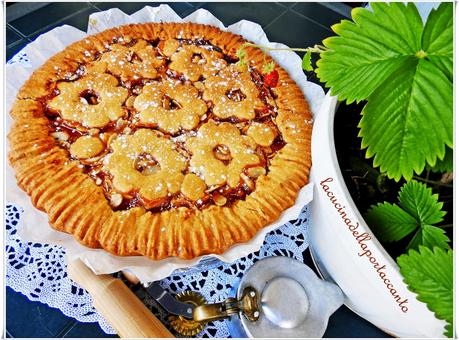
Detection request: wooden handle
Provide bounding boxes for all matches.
[68,259,174,338]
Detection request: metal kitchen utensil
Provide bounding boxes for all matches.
[146,282,194,319]
[169,291,207,336]
[141,256,344,337]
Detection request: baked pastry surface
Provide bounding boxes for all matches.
[8,23,312,259]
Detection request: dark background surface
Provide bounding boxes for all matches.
[6,1,388,338]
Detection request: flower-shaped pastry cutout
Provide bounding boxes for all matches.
[134,80,207,134]
[169,43,227,81]
[186,121,262,187]
[97,40,164,82]
[105,129,187,206]
[48,73,129,128]
[203,65,264,120]
[247,122,278,147]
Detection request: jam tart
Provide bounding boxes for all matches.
[8,23,312,260]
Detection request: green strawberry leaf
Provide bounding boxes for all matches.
[316,2,453,180]
[427,54,453,82]
[422,3,453,56]
[316,2,423,104]
[428,147,453,173]
[406,228,423,250]
[444,323,453,339]
[366,181,449,249]
[398,181,446,225]
[358,57,452,181]
[366,203,417,242]
[420,2,453,82]
[422,3,453,82]
[397,246,453,337]
[419,225,450,250]
[407,225,450,251]
[302,51,313,71]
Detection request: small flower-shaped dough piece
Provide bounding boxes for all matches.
[203,65,264,120]
[96,40,164,82]
[186,121,262,187]
[105,129,187,203]
[134,81,207,134]
[70,136,104,159]
[181,173,207,201]
[169,44,227,81]
[48,73,128,128]
[247,122,278,147]
[161,39,180,56]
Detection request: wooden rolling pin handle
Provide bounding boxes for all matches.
[67,259,174,338]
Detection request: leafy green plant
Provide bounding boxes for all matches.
[398,246,453,337]
[366,179,453,336]
[366,181,450,250]
[315,2,453,181]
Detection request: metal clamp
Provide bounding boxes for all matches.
[193,286,260,323]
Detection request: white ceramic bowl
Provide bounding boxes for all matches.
[309,93,446,338]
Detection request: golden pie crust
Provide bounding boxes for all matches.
[8,23,312,260]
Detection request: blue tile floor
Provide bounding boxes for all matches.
[6,287,116,338]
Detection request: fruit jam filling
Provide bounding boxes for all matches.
[43,37,286,211]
